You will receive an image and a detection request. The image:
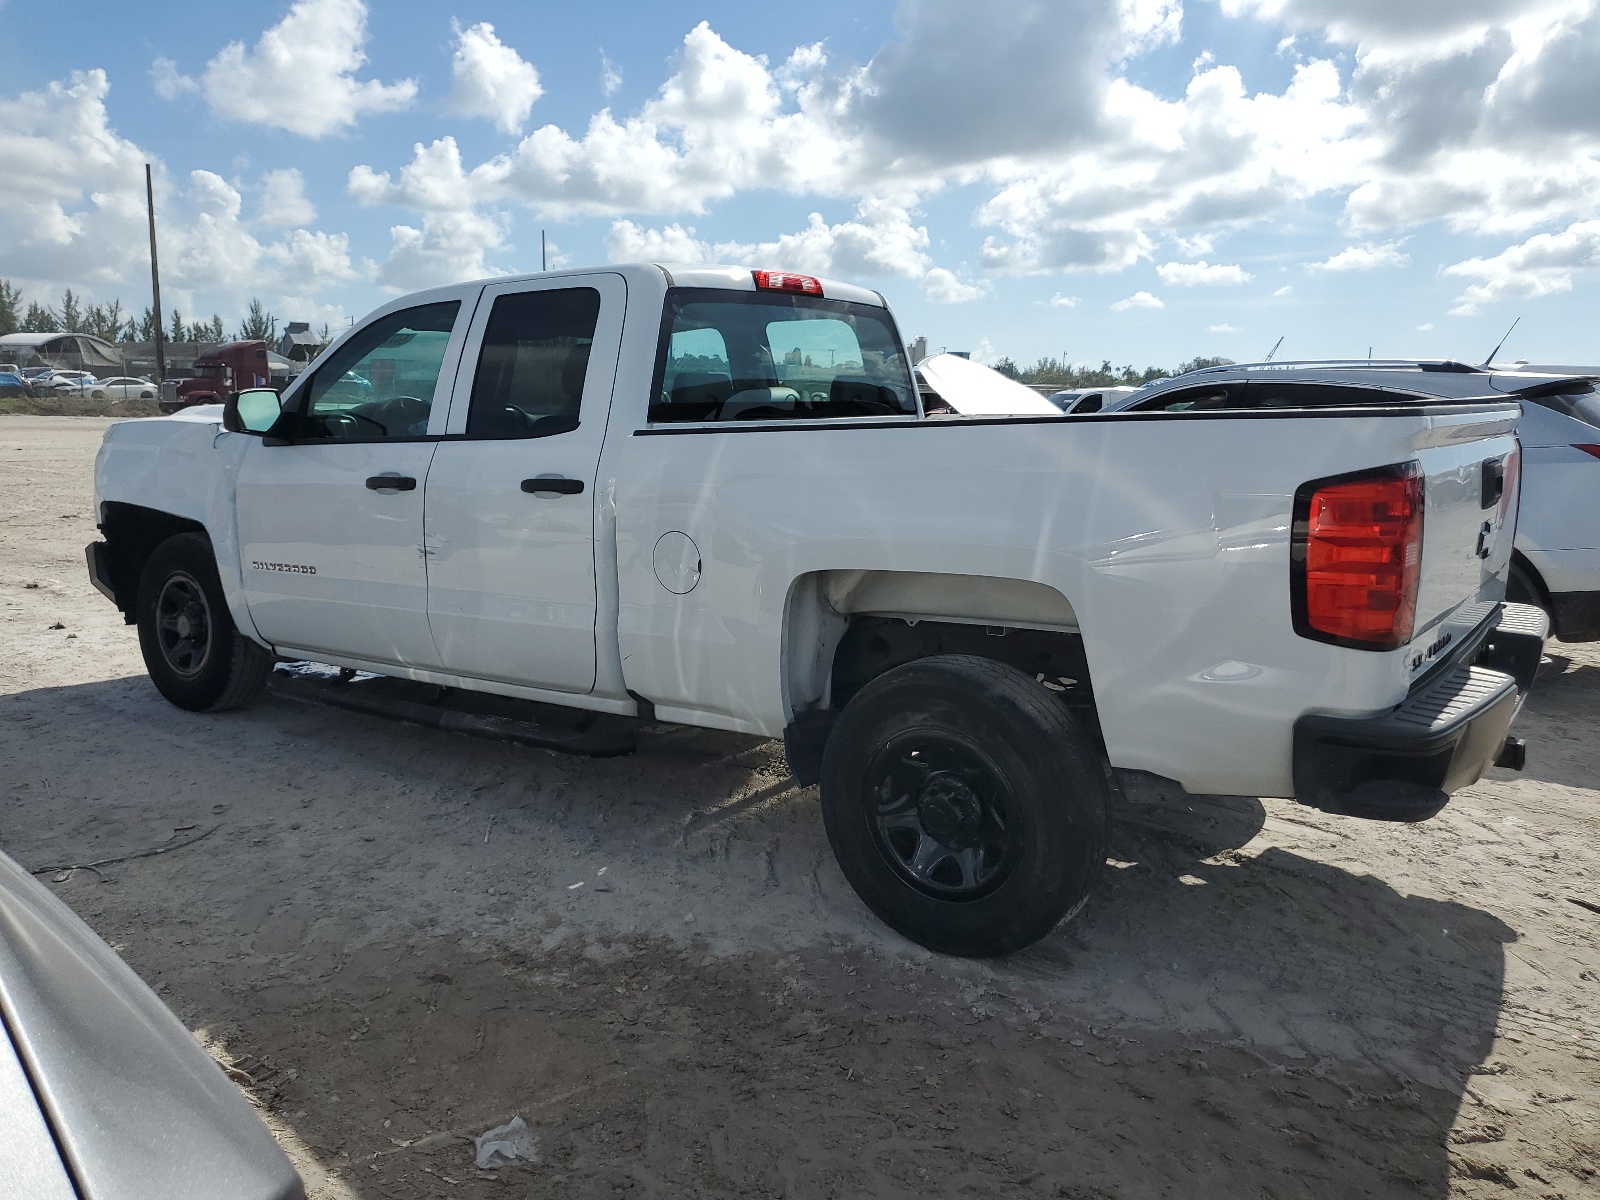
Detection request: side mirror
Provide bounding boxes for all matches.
[223,388,283,435]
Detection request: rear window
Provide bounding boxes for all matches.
[649,289,917,423]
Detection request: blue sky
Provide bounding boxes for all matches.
[3,0,1598,368]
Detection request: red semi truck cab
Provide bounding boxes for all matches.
[158,341,275,413]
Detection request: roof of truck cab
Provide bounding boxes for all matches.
[448,263,888,308]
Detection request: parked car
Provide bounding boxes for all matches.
[0,846,304,1199]
[1100,361,1600,642]
[88,266,1545,957]
[0,369,34,396]
[87,376,158,401]
[43,369,98,392]
[1047,386,1140,414]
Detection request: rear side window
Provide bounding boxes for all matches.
[467,288,602,439]
[1521,385,1600,430]
[650,289,917,423]
[1128,383,1241,412]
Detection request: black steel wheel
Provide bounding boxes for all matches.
[136,532,272,712]
[821,654,1109,957]
[865,732,1019,899]
[153,570,214,679]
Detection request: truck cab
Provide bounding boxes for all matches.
[159,341,275,413]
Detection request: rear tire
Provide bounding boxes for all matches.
[136,532,272,712]
[820,654,1109,957]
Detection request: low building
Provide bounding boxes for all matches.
[0,332,124,373]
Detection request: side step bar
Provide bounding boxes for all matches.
[267,664,638,757]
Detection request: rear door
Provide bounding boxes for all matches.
[422,273,626,693]
[235,294,473,668]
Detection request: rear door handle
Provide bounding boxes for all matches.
[365,475,417,491]
[520,477,585,495]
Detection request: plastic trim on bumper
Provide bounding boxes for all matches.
[1293,602,1550,822]
[84,541,115,603]
[1549,589,1600,643]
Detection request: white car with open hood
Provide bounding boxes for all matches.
[88,265,1547,956]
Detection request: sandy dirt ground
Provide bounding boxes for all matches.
[2,414,1597,1199]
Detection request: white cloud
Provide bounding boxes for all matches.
[448,21,543,135]
[606,220,711,263]
[161,0,417,138]
[601,55,622,97]
[1273,284,1294,296]
[350,138,514,288]
[150,58,196,100]
[0,68,371,329]
[1156,260,1253,286]
[1208,322,1238,332]
[1041,292,1081,307]
[922,268,990,303]
[1111,290,1163,310]
[1443,218,1600,313]
[1308,240,1411,271]
[257,168,316,227]
[1417,322,1435,330]
[605,200,934,281]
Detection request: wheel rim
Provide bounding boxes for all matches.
[154,571,214,679]
[864,731,1019,900]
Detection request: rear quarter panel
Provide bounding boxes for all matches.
[610,404,1520,797]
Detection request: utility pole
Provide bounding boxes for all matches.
[541,229,547,272]
[145,164,166,386]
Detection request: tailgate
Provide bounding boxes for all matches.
[1405,403,1522,680]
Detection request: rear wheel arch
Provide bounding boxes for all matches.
[779,569,1101,785]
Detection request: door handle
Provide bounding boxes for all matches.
[520,477,585,495]
[365,475,417,491]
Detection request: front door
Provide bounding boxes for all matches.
[235,296,472,668]
[423,273,626,693]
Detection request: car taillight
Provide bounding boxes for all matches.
[1573,443,1600,460]
[1292,463,1424,650]
[752,270,823,296]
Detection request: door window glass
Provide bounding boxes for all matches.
[301,301,460,440]
[650,289,916,423]
[466,288,602,439]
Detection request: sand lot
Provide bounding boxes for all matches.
[2,413,1597,1199]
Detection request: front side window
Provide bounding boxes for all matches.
[466,288,601,439]
[300,301,460,440]
[649,289,917,423]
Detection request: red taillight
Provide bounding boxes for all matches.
[1292,464,1424,650]
[752,269,823,296]
[1573,443,1600,460]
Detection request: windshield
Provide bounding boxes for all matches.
[649,288,916,423]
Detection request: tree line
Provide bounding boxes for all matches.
[0,282,283,345]
[991,354,1234,388]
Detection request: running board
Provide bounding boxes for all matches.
[267,663,638,757]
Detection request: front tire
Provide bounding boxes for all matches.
[136,532,272,712]
[820,654,1109,957]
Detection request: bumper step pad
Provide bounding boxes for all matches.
[1293,603,1547,822]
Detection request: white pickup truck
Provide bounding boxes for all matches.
[88,264,1548,956]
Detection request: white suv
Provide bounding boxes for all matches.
[1106,362,1600,641]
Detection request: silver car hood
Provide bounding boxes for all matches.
[0,849,303,1200]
